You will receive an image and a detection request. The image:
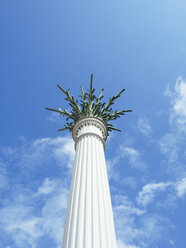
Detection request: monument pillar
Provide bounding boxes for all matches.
[62,117,117,248]
[46,74,132,248]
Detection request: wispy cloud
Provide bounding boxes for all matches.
[121,177,138,189]
[136,177,186,210]
[137,117,152,136]
[120,146,146,170]
[46,112,62,124]
[159,132,180,164]
[158,77,186,169]
[165,77,186,132]
[106,144,146,183]
[0,136,75,247]
[117,239,140,248]
[114,194,170,248]
[114,195,146,216]
[0,161,8,191]
[0,136,75,170]
[176,177,186,198]
[136,182,172,207]
[0,178,68,248]
[36,177,61,195]
[106,156,121,180]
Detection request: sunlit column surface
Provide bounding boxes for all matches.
[62,117,117,248]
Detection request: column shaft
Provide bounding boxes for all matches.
[62,134,117,248]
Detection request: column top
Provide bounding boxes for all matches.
[72,117,108,147]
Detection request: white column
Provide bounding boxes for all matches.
[62,117,117,248]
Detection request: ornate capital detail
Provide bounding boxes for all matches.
[72,117,108,149]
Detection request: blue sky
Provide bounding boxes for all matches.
[1,0,186,247]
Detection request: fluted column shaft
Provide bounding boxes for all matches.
[62,117,117,248]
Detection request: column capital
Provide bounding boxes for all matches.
[72,117,108,149]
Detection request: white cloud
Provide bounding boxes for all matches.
[106,145,146,182]
[114,195,170,248]
[0,161,8,190]
[114,195,146,216]
[158,77,186,166]
[120,146,146,170]
[165,77,186,132]
[138,214,170,245]
[106,156,120,180]
[26,136,74,169]
[169,239,175,247]
[114,195,145,247]
[0,178,68,248]
[0,136,75,247]
[0,136,75,170]
[176,177,186,198]
[53,137,75,169]
[46,112,62,123]
[158,132,179,164]
[137,117,152,136]
[36,177,60,195]
[117,239,140,248]
[137,182,171,207]
[121,177,138,189]
[136,177,186,209]
[113,195,171,247]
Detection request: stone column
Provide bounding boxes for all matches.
[62,117,117,248]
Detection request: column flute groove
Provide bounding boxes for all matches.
[62,141,81,248]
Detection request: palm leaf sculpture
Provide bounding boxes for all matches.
[46,74,132,132]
